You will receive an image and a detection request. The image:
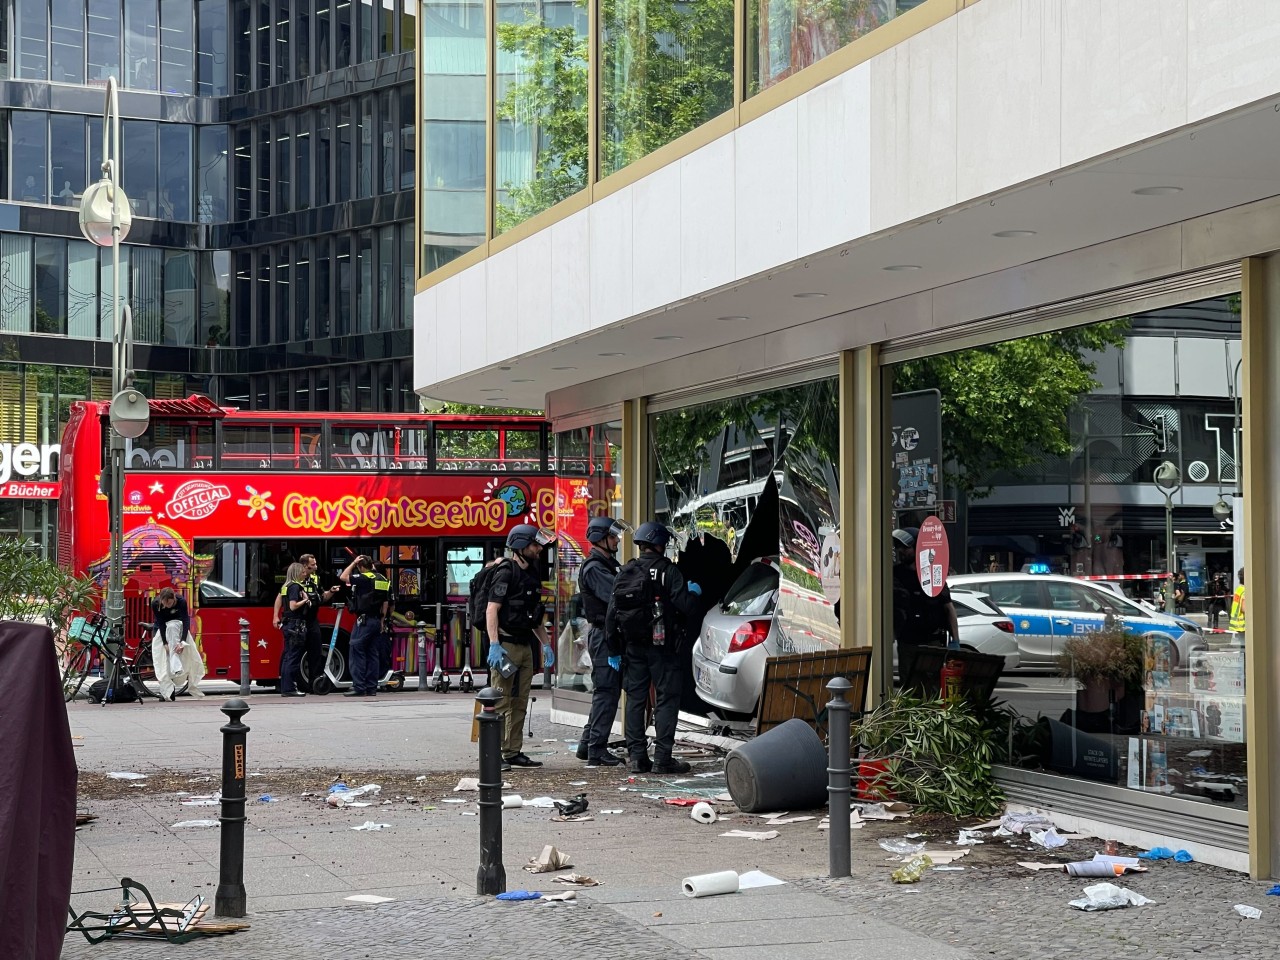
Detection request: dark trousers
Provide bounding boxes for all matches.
[280,624,306,694]
[584,626,621,755]
[349,615,382,694]
[624,643,681,763]
[377,627,393,676]
[303,620,325,688]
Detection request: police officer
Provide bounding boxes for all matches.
[607,522,701,775]
[577,516,630,766]
[891,527,959,670]
[485,524,553,771]
[273,553,338,692]
[341,555,389,697]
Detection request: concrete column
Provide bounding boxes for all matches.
[621,398,650,533]
[1241,257,1280,880]
[840,347,889,706]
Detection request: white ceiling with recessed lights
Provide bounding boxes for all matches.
[415,0,1280,414]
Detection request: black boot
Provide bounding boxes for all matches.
[587,751,623,767]
[576,736,589,761]
[652,757,691,775]
[630,754,652,774]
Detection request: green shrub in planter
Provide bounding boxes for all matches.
[857,692,1005,817]
[0,538,96,636]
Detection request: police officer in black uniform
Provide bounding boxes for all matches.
[891,527,959,671]
[484,524,553,771]
[341,554,389,697]
[577,516,630,767]
[607,522,702,774]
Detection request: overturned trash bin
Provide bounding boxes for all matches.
[724,718,828,813]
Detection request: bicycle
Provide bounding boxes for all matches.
[60,614,157,704]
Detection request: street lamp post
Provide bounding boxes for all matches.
[79,76,149,668]
[1154,460,1182,603]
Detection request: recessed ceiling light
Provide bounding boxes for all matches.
[654,335,683,341]
[1132,186,1182,196]
[793,292,827,299]
[480,387,503,392]
[993,230,1037,238]
[511,378,534,383]
[551,365,577,370]
[718,316,749,322]
[598,351,624,357]
[883,264,921,272]
[488,396,509,402]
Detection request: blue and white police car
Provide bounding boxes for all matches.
[948,571,1206,671]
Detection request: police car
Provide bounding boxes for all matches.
[948,572,1206,671]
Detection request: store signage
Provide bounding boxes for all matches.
[0,442,60,484]
[0,480,61,499]
[916,515,950,598]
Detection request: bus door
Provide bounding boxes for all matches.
[440,539,505,668]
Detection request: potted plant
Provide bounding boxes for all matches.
[1057,623,1145,714]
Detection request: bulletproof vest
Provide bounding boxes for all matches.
[578,552,620,625]
[355,570,391,616]
[500,564,545,634]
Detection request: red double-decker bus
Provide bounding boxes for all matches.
[57,396,555,687]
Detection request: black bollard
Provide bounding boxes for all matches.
[826,677,852,878]
[215,698,251,917]
[416,623,428,692]
[237,618,251,696]
[475,686,506,895]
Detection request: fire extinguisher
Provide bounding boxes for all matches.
[940,657,965,703]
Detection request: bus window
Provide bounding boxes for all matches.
[221,424,297,470]
[444,545,485,598]
[436,429,499,472]
[198,539,285,605]
[391,427,432,471]
[330,424,398,470]
[125,419,215,470]
[502,427,543,472]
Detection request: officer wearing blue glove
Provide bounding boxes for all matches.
[577,515,630,767]
[606,521,702,774]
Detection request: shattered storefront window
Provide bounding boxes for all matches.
[887,296,1246,810]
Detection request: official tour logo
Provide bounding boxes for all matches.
[166,479,232,520]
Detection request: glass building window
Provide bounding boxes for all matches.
[163,250,197,345]
[49,114,86,207]
[256,0,270,88]
[275,0,290,84]
[159,123,193,221]
[399,86,413,191]
[231,251,251,345]
[400,222,412,328]
[421,0,485,273]
[316,107,331,206]
[380,0,394,55]
[315,234,331,337]
[275,114,292,213]
[296,0,311,78]
[231,0,251,93]
[294,239,311,340]
[99,244,128,341]
[198,123,229,223]
[356,95,373,198]
[255,120,271,216]
[379,89,394,193]
[357,0,373,62]
[121,120,158,217]
[335,0,352,67]
[336,100,352,202]
[124,0,160,90]
[130,246,164,343]
[748,1,898,98]
[275,246,290,343]
[15,0,48,80]
[34,238,66,335]
[377,225,395,330]
[198,0,230,96]
[233,124,252,219]
[255,249,270,344]
[315,368,331,410]
[399,0,415,52]
[0,235,34,332]
[494,0,588,234]
[335,233,351,336]
[356,228,372,333]
[600,0,733,178]
[160,0,195,94]
[51,0,85,83]
[87,0,121,82]
[315,0,331,73]
[67,239,97,339]
[12,111,48,204]
[295,111,312,209]
[198,249,231,346]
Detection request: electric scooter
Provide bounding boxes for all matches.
[430,625,452,693]
[457,622,476,693]
[311,603,347,694]
[376,619,408,692]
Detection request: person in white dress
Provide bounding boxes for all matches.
[150,587,206,701]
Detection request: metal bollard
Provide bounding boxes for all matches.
[826,677,853,879]
[215,698,251,917]
[416,623,428,691]
[475,686,506,895]
[237,618,251,697]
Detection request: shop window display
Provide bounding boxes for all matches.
[886,296,1246,809]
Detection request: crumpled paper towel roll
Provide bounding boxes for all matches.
[690,802,718,824]
[502,795,524,809]
[682,870,739,898]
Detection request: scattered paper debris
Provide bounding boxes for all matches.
[924,849,971,865]
[878,839,926,857]
[181,795,221,807]
[891,854,933,884]
[856,802,912,821]
[1001,811,1056,835]
[1029,828,1068,849]
[551,815,594,823]
[328,784,382,808]
[1068,883,1154,911]
[719,830,779,841]
[713,793,733,802]
[599,809,623,814]
[569,781,588,787]
[521,797,562,809]
[933,866,965,872]
[345,895,395,904]
[690,802,718,824]
[737,870,786,889]
[502,795,524,809]
[765,816,815,825]
[524,845,572,874]
[171,820,218,829]
[415,775,428,781]
[107,772,148,780]
[1234,904,1262,920]
[454,778,479,792]
[957,829,985,846]
[351,822,390,831]
[1018,862,1064,872]
[663,798,702,807]
[541,892,576,902]
[552,874,600,887]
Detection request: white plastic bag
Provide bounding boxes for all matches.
[1068,882,1154,911]
[169,649,185,677]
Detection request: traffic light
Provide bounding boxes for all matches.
[1150,414,1167,453]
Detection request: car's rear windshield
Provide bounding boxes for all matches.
[722,562,779,617]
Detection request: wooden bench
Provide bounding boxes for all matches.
[757,646,872,738]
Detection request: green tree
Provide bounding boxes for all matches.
[0,537,97,637]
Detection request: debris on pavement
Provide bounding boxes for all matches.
[999,811,1055,835]
[682,870,739,898]
[345,895,395,904]
[502,795,524,809]
[1029,828,1068,849]
[524,845,572,874]
[719,829,779,841]
[552,874,600,887]
[495,890,542,901]
[1068,883,1154,911]
[351,821,390,831]
[891,855,933,884]
[690,802,717,824]
[328,784,382,807]
[855,801,912,821]
[257,794,280,803]
[181,794,221,806]
[171,820,218,828]
[541,892,577,903]
[521,797,562,808]
[818,810,865,831]
[1267,884,1280,896]
[923,849,971,865]
[1019,862,1065,871]
[662,798,702,807]
[553,794,589,817]
[454,777,479,791]
[737,870,786,889]
[1234,904,1263,920]
[551,814,593,823]
[107,772,148,780]
[763,815,815,825]
[956,829,985,845]
[1138,846,1194,862]
[599,809,623,814]
[878,839,926,857]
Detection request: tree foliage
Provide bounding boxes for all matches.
[0,537,97,637]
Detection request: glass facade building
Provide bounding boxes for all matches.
[0,0,420,547]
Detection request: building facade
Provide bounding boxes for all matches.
[413,0,1280,877]
[0,0,420,549]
